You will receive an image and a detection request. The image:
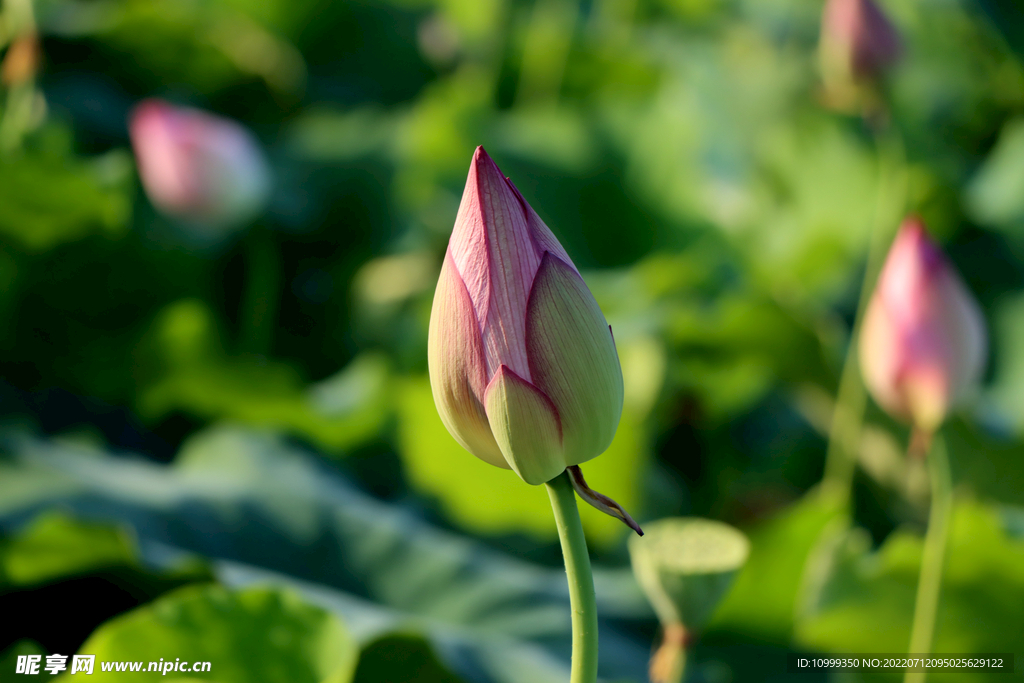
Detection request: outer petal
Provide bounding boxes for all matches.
[859,294,910,421]
[935,267,987,408]
[484,365,564,485]
[526,252,623,466]
[428,250,508,469]
[449,147,540,382]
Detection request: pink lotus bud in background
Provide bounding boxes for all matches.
[129,99,271,227]
[859,218,987,434]
[428,146,623,486]
[819,0,902,84]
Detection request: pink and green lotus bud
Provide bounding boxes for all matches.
[819,0,901,85]
[427,146,623,486]
[129,99,271,228]
[859,218,987,434]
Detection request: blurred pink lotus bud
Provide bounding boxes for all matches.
[820,0,902,84]
[859,218,986,433]
[129,99,271,227]
[428,147,623,486]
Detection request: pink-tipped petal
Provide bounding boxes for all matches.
[484,364,565,485]
[449,147,541,383]
[428,250,508,469]
[526,252,623,466]
[860,293,909,420]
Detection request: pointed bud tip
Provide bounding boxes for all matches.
[899,214,925,235]
[472,145,494,168]
[894,216,944,273]
[468,145,509,193]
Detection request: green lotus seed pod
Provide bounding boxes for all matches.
[628,518,749,633]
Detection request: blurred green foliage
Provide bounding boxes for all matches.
[74,584,358,683]
[1,513,135,586]
[796,500,1024,682]
[0,0,1023,680]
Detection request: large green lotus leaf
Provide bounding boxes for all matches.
[214,561,572,683]
[62,584,357,683]
[0,427,651,682]
[1,512,136,587]
[794,500,1024,682]
[0,511,214,660]
[396,375,646,547]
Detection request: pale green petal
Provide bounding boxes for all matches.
[526,253,623,466]
[484,365,565,485]
[428,251,507,469]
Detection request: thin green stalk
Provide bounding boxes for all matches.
[904,433,952,683]
[821,127,907,505]
[545,471,598,683]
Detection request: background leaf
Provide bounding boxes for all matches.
[67,584,358,683]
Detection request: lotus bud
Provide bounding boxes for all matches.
[427,146,624,490]
[628,518,749,683]
[819,0,901,87]
[859,218,987,435]
[129,99,271,228]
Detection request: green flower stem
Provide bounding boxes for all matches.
[904,433,952,683]
[546,470,598,683]
[822,127,907,506]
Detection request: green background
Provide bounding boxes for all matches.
[0,0,1023,680]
